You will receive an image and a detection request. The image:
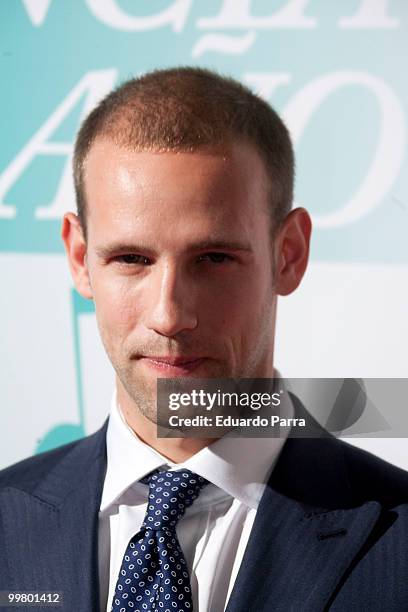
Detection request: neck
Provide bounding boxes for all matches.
[116,361,277,463]
[116,380,216,463]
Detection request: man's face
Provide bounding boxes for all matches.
[79,139,279,421]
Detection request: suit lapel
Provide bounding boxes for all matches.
[226,396,383,611]
[0,420,108,611]
[225,484,381,611]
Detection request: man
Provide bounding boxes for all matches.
[1,67,408,612]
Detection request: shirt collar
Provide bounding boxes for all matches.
[100,371,293,513]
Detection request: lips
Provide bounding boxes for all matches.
[145,356,204,366]
[139,356,207,375]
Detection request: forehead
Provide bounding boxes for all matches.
[83,139,271,241]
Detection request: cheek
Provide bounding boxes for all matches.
[92,278,141,340]
[199,272,271,332]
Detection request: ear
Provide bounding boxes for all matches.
[61,212,93,300]
[274,207,312,296]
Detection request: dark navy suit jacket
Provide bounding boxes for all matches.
[1,395,408,611]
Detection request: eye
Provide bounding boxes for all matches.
[197,252,233,264]
[114,254,151,265]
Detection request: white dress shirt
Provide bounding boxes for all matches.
[98,375,294,612]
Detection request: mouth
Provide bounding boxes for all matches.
[138,356,207,376]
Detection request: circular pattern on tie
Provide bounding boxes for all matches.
[141,470,208,532]
[111,468,209,612]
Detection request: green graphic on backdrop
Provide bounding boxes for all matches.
[35,290,94,453]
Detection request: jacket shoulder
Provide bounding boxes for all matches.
[339,437,408,507]
[273,407,408,510]
[0,424,107,494]
[286,392,408,509]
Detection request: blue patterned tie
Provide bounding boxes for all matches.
[111,468,210,612]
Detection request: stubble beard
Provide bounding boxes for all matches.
[116,357,234,428]
[114,321,274,429]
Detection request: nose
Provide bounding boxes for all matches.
[145,261,198,337]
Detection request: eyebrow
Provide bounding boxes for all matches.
[95,240,253,258]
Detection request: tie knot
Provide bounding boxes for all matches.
[140,468,209,532]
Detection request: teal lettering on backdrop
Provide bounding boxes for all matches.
[1,0,407,262]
